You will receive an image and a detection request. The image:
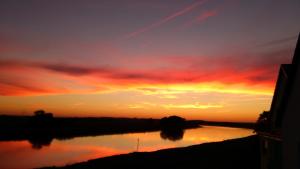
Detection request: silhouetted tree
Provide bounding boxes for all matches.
[254,111,271,132]
[34,109,53,118]
[32,109,54,127]
[34,109,45,116]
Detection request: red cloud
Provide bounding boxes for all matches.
[181,9,218,29]
[0,76,62,96]
[0,47,292,96]
[196,10,217,22]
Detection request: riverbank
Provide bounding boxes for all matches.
[0,115,255,142]
[42,135,260,169]
[197,121,255,129]
[0,115,200,142]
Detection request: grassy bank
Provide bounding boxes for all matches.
[42,135,260,169]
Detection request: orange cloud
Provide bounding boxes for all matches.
[163,103,223,109]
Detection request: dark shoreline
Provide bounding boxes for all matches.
[197,121,255,129]
[0,115,255,150]
[0,115,254,142]
[0,115,199,143]
[41,135,260,169]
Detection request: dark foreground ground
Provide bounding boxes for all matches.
[42,135,260,169]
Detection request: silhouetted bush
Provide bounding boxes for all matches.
[160,116,186,129]
[159,116,186,141]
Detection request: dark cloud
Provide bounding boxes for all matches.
[39,64,101,76]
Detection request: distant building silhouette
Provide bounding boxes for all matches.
[258,34,300,169]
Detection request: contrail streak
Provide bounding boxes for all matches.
[124,0,208,39]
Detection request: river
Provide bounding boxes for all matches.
[0,126,253,169]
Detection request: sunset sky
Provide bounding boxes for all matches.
[0,0,299,122]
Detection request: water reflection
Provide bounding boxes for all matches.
[160,128,185,141]
[0,126,253,169]
[28,135,53,149]
[159,115,186,141]
[26,128,187,149]
[25,128,187,149]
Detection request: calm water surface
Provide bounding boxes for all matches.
[0,126,253,169]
